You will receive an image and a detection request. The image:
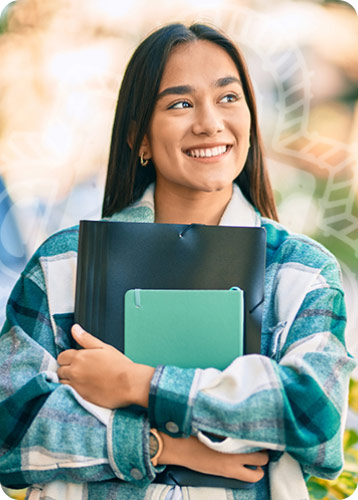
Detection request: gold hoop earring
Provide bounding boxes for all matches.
[140,152,149,167]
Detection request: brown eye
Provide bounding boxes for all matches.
[220,93,239,103]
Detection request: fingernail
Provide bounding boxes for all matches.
[72,324,83,335]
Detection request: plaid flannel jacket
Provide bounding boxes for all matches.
[0,185,355,500]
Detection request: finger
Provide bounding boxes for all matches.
[71,324,105,349]
[59,379,72,386]
[256,450,269,465]
[241,451,269,466]
[57,366,72,380]
[57,349,76,365]
[239,465,264,483]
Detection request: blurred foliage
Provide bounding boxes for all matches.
[0,11,7,34]
[1,487,26,500]
[0,1,16,34]
[322,0,356,7]
[349,378,358,413]
[308,177,357,273]
[308,378,358,499]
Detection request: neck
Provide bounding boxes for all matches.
[154,182,233,226]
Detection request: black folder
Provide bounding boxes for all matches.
[74,220,267,490]
[74,220,266,355]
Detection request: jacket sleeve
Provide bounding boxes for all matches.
[148,253,356,480]
[0,253,159,489]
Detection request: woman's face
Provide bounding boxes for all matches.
[144,40,251,196]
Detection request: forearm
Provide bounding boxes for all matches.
[0,379,111,486]
[0,285,156,488]
[157,432,267,482]
[158,432,228,470]
[147,286,355,479]
[0,379,157,488]
[149,343,351,447]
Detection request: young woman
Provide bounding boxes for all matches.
[0,23,355,500]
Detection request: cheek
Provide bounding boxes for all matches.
[151,139,179,165]
[226,109,250,142]
[234,104,251,133]
[150,125,177,157]
[149,114,189,153]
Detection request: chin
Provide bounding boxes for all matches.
[194,179,235,193]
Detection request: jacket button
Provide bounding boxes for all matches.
[165,421,179,433]
[130,468,143,480]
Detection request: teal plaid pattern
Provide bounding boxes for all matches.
[0,208,355,500]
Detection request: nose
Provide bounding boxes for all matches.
[192,102,224,136]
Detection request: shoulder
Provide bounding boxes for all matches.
[21,225,80,291]
[33,224,80,258]
[261,217,343,289]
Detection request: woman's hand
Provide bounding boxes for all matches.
[57,324,155,409]
[159,432,268,482]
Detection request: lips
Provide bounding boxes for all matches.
[185,145,231,158]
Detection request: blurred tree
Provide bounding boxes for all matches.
[0,1,16,34]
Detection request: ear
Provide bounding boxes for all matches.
[127,124,152,161]
[139,133,152,160]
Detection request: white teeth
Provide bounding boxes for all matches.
[187,145,228,158]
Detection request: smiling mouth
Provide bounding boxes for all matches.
[185,145,231,158]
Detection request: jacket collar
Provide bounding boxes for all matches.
[110,183,260,227]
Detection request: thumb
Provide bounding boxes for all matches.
[71,324,105,349]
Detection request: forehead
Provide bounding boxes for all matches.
[159,40,241,89]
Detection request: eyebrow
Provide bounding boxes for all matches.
[156,76,242,101]
[215,76,242,88]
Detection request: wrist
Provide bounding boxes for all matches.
[130,363,155,407]
[157,432,175,465]
[158,433,192,466]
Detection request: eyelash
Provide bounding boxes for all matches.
[169,100,191,110]
[168,93,239,110]
[220,93,239,103]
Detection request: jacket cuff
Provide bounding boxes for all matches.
[148,365,196,437]
[107,408,161,486]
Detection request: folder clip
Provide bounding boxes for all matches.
[134,288,141,308]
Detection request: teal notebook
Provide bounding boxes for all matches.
[124,288,243,370]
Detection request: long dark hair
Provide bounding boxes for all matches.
[102,23,278,221]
